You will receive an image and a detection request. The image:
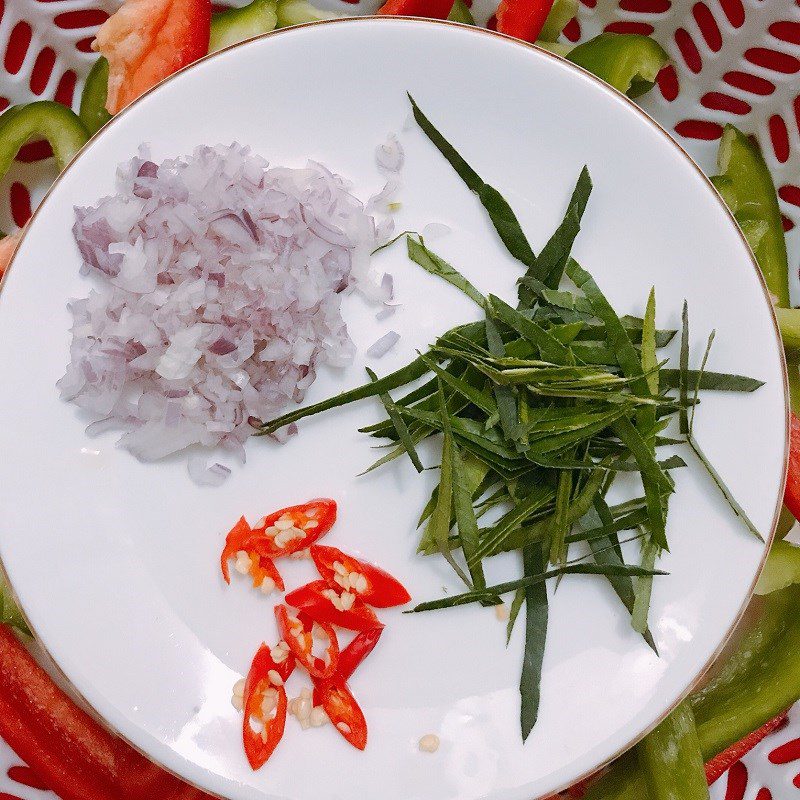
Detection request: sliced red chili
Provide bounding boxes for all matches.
[285,580,384,632]
[249,499,337,557]
[274,605,339,680]
[241,644,295,770]
[221,516,251,584]
[248,550,285,593]
[316,680,368,751]
[313,628,383,706]
[221,519,285,593]
[338,627,384,681]
[311,545,411,608]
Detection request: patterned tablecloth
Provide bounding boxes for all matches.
[0,0,798,797]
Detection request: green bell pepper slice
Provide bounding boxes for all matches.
[538,0,577,42]
[210,0,278,52]
[79,57,113,137]
[0,576,30,637]
[0,102,88,179]
[710,126,800,409]
[583,584,800,799]
[638,702,709,800]
[711,125,789,308]
[448,0,476,25]
[276,0,336,28]
[567,33,669,98]
[755,539,800,594]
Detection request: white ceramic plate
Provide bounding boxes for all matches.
[0,18,788,800]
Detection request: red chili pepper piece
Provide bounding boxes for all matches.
[784,413,800,521]
[241,644,295,771]
[0,624,216,800]
[313,628,383,706]
[221,516,251,584]
[377,0,455,17]
[274,605,339,680]
[311,544,411,608]
[316,680,368,751]
[249,498,337,557]
[704,710,788,784]
[285,580,384,632]
[221,523,284,592]
[495,0,555,42]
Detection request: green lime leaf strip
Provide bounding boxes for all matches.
[689,330,716,436]
[371,229,418,256]
[488,295,572,365]
[425,383,472,585]
[565,259,648,397]
[259,355,429,434]
[686,434,763,542]
[506,586,526,644]
[549,470,573,567]
[632,536,659,636]
[417,354,497,417]
[567,506,649,543]
[451,438,488,592]
[406,237,488,308]
[366,368,424,473]
[522,167,593,301]
[659,369,763,392]
[520,543,549,741]
[407,93,537,267]
[408,562,667,612]
[679,301,690,435]
[612,416,669,550]
[485,316,519,442]
[578,501,657,651]
[637,287,658,435]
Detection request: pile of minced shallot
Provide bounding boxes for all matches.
[58,143,395,478]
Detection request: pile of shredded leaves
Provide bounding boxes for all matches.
[259,95,764,740]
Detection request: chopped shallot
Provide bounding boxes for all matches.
[366,331,400,359]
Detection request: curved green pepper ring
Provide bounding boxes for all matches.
[537,0,577,42]
[0,101,89,179]
[79,57,113,137]
[567,33,670,98]
[711,125,790,308]
[210,0,278,52]
[583,582,800,798]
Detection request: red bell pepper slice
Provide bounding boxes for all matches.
[274,605,339,680]
[311,544,411,608]
[784,412,800,521]
[95,0,212,114]
[0,623,216,799]
[315,680,368,751]
[495,0,555,43]
[242,643,295,771]
[377,0,456,18]
[704,710,788,785]
[249,498,337,557]
[313,627,383,706]
[285,580,384,632]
